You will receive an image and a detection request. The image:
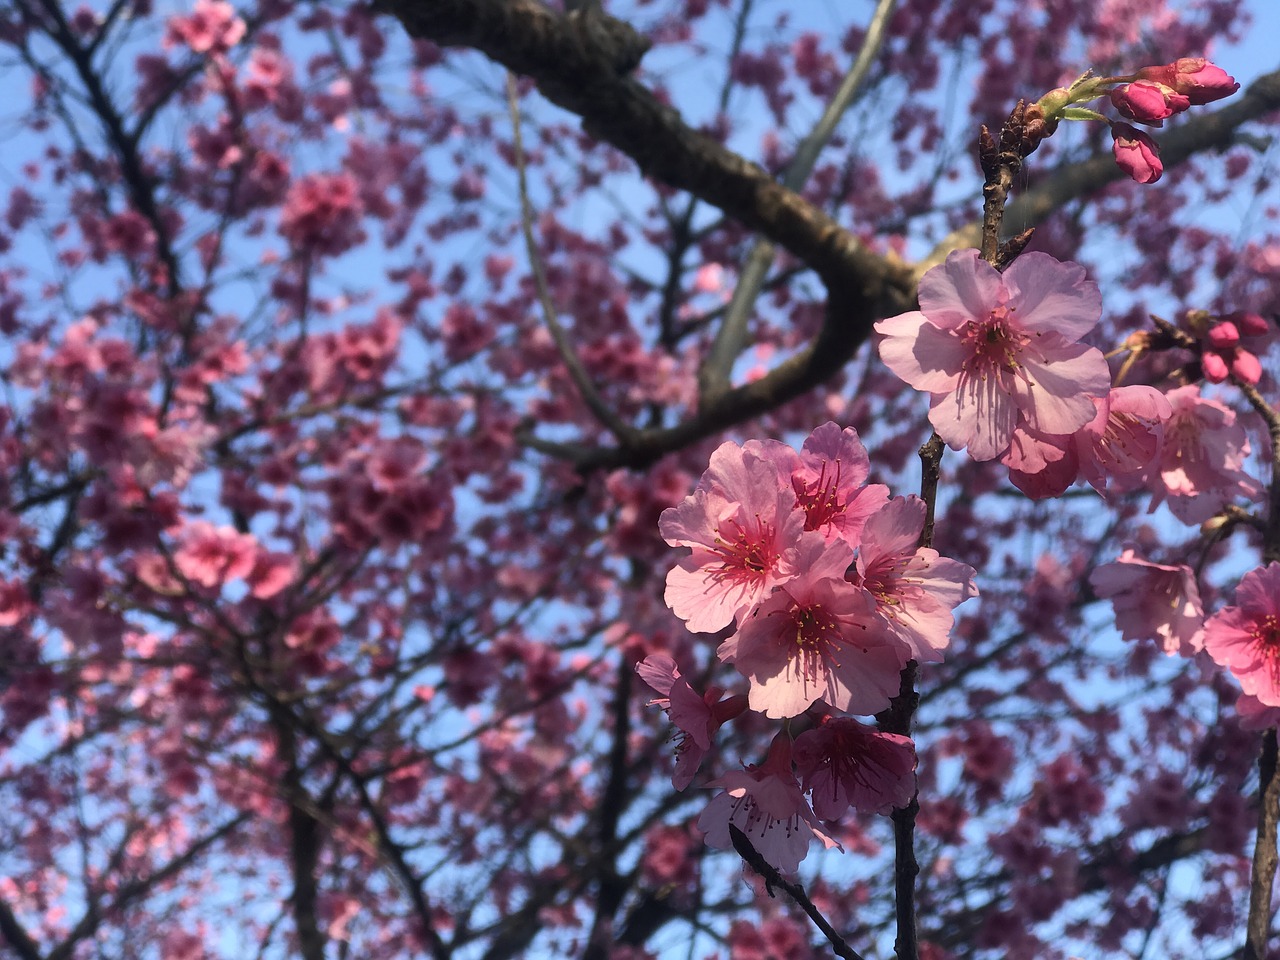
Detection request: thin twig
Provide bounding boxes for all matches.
[728,825,868,960]
[700,0,899,402]
[504,73,637,443]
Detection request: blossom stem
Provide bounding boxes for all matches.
[1245,728,1280,960]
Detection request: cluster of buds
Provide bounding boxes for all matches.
[1188,309,1270,384]
[1035,58,1239,184]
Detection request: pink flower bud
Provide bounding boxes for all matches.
[1111,123,1162,184]
[1221,310,1270,338]
[1232,349,1262,385]
[1111,81,1190,124]
[1207,321,1240,348]
[1201,351,1230,382]
[1137,58,1239,105]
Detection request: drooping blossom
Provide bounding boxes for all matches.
[660,440,809,634]
[1088,549,1204,656]
[1111,122,1163,183]
[1005,386,1172,499]
[1149,385,1260,524]
[793,716,916,818]
[717,537,904,719]
[875,249,1110,461]
[1203,564,1280,707]
[756,422,889,546]
[1136,58,1240,105]
[851,496,978,663]
[698,735,840,874]
[636,654,747,789]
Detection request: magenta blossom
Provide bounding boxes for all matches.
[1203,564,1280,707]
[698,735,840,874]
[1111,81,1190,125]
[717,537,904,718]
[793,716,916,818]
[1111,123,1163,183]
[636,654,747,789]
[1089,550,1204,656]
[852,496,979,663]
[660,440,810,634]
[876,249,1110,461]
[1136,58,1239,105]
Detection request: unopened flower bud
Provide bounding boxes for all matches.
[1221,310,1270,338]
[1111,81,1190,124]
[1111,123,1162,183]
[1201,351,1230,382]
[1137,58,1239,105]
[1207,321,1240,348]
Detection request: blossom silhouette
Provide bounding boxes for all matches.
[876,249,1110,461]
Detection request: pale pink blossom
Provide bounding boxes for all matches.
[1088,549,1204,656]
[173,522,257,589]
[660,440,809,634]
[793,716,916,818]
[1203,564,1280,707]
[1149,385,1260,524]
[875,249,1110,461]
[717,537,903,718]
[698,735,840,874]
[852,497,978,663]
[636,654,747,789]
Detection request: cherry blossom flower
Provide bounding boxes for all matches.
[716,536,903,718]
[1005,386,1172,499]
[636,654,747,789]
[1088,549,1204,656]
[698,735,840,874]
[1110,81,1190,125]
[279,172,366,257]
[165,0,246,54]
[1200,318,1263,385]
[793,716,916,818]
[1136,58,1239,105]
[1149,385,1260,524]
[173,522,258,589]
[852,496,978,663]
[758,422,889,546]
[660,440,809,634]
[875,249,1110,461]
[1111,123,1162,183]
[1203,564,1280,707]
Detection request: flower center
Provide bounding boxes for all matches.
[960,306,1025,375]
[712,515,777,581]
[794,460,844,531]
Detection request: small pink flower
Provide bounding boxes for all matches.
[1203,564,1280,707]
[1089,549,1204,656]
[875,249,1110,462]
[698,735,840,874]
[1150,385,1260,524]
[717,538,904,718]
[660,440,809,634]
[1137,58,1239,105]
[793,716,916,818]
[1112,123,1163,183]
[853,497,978,663]
[776,422,889,546]
[173,522,257,589]
[165,0,246,54]
[636,654,747,789]
[1110,81,1190,125]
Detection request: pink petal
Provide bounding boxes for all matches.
[876,312,966,393]
[916,249,1004,330]
[1002,253,1102,341]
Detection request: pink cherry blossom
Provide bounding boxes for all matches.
[793,716,916,818]
[1149,385,1260,524]
[852,496,978,663]
[1006,386,1171,499]
[166,0,246,54]
[1110,81,1190,125]
[698,735,840,874]
[875,249,1110,461]
[636,654,747,789]
[765,421,890,546]
[1137,58,1240,105]
[717,537,904,718]
[1112,123,1163,183]
[173,522,258,589]
[660,440,809,634]
[1088,549,1204,656]
[1203,564,1280,707]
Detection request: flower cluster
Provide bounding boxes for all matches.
[1035,57,1238,184]
[642,424,977,871]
